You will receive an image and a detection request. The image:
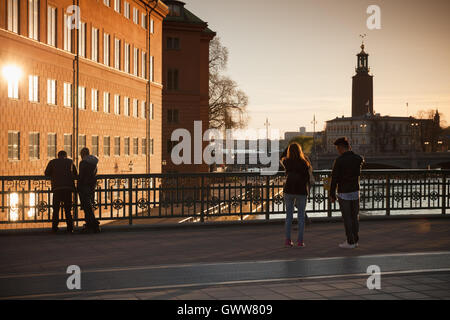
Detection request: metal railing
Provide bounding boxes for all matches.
[0,169,448,226]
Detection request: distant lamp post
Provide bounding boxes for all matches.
[128,161,134,172]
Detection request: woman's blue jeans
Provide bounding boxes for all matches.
[284,193,307,242]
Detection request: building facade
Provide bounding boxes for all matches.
[161,0,215,174]
[1,0,168,176]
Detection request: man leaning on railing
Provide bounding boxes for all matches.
[44,150,77,234]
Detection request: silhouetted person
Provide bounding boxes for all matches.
[45,150,77,233]
[330,137,364,249]
[280,142,311,247]
[78,147,100,233]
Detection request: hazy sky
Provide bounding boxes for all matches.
[184,0,450,135]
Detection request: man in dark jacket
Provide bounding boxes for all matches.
[45,150,77,233]
[78,147,100,233]
[330,137,364,249]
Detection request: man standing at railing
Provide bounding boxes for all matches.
[330,137,364,249]
[44,150,78,234]
[78,148,101,233]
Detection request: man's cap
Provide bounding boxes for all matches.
[334,137,350,147]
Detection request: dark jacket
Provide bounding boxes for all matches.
[330,151,364,198]
[44,158,78,191]
[78,155,98,188]
[281,158,310,195]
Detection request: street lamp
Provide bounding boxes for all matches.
[2,65,22,81]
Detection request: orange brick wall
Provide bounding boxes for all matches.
[0,0,169,176]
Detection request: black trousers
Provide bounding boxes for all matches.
[338,198,360,245]
[52,189,74,232]
[78,185,99,230]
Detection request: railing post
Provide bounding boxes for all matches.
[265,175,270,221]
[442,173,447,215]
[386,175,391,216]
[200,175,205,223]
[128,177,133,225]
[327,197,332,218]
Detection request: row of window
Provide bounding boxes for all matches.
[7,132,154,161]
[6,75,155,119]
[6,0,154,80]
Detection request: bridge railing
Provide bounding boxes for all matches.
[0,169,448,226]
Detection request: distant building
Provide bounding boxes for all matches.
[161,0,215,173]
[323,42,442,155]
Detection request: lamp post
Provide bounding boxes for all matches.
[360,123,367,154]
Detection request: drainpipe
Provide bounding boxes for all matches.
[139,0,159,174]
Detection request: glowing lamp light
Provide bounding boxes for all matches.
[2,65,22,82]
[9,193,19,222]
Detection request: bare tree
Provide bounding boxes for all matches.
[209,37,248,131]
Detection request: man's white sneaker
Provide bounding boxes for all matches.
[339,241,356,249]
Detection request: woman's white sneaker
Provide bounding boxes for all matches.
[339,241,356,249]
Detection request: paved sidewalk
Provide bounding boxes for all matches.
[1,218,449,299]
[71,271,450,300]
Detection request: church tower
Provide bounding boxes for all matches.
[352,41,374,117]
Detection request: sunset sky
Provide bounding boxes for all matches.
[184,0,450,136]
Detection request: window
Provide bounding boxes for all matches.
[78,22,86,57]
[124,2,130,19]
[7,0,19,33]
[104,92,110,113]
[114,0,120,13]
[92,28,99,62]
[47,133,56,159]
[28,0,39,40]
[133,138,138,155]
[133,7,139,24]
[115,38,121,70]
[168,109,179,123]
[168,4,181,17]
[124,97,130,116]
[150,19,154,34]
[141,101,146,119]
[92,136,99,156]
[150,56,154,81]
[8,131,20,160]
[141,52,146,79]
[103,136,110,156]
[47,79,56,105]
[29,132,40,160]
[141,13,146,29]
[47,6,56,46]
[133,99,138,117]
[133,48,139,76]
[91,89,99,111]
[28,75,39,102]
[104,33,110,66]
[78,86,86,109]
[114,94,120,114]
[167,140,177,154]
[124,137,130,156]
[114,137,120,156]
[64,134,72,157]
[63,82,72,107]
[7,73,19,99]
[124,43,130,73]
[64,14,71,52]
[167,69,179,90]
[150,103,154,120]
[142,138,147,156]
[150,138,154,155]
[167,37,180,50]
[78,134,86,150]
[104,0,110,6]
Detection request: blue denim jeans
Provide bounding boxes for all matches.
[284,193,307,242]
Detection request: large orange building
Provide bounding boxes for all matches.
[0,0,168,176]
[161,0,215,173]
